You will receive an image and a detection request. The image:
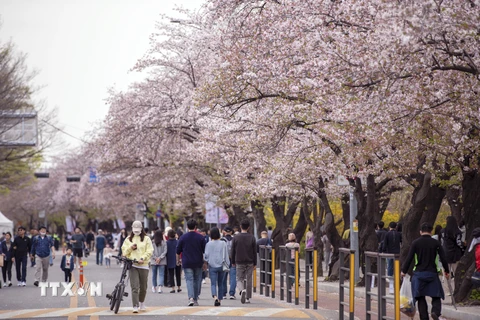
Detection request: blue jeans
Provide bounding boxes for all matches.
[222,265,236,297]
[387,258,393,277]
[152,265,166,287]
[209,266,225,300]
[96,248,104,265]
[184,268,203,301]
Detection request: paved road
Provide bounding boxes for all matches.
[0,250,341,320]
[2,250,474,320]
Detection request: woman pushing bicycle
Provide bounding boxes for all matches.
[121,221,154,313]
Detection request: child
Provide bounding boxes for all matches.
[104,244,114,268]
[60,248,75,282]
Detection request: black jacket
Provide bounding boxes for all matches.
[402,235,449,274]
[381,230,402,254]
[13,235,31,257]
[231,232,257,266]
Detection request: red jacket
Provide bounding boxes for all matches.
[476,244,480,271]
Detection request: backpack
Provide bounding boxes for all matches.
[221,235,233,258]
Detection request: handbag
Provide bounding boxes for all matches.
[222,243,230,272]
[0,255,3,267]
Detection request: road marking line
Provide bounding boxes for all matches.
[84,272,99,320]
[0,306,317,319]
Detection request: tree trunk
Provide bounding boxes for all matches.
[271,196,300,269]
[454,166,480,302]
[318,178,343,279]
[251,200,266,238]
[341,193,350,235]
[302,197,326,277]
[446,186,463,223]
[293,202,308,243]
[355,175,382,286]
[399,172,446,266]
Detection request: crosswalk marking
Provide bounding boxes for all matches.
[1,306,314,319]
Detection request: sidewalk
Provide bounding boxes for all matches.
[260,258,478,320]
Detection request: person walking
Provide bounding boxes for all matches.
[401,222,450,320]
[31,226,55,286]
[95,230,107,266]
[381,221,402,293]
[86,230,95,252]
[221,226,236,299]
[321,231,332,274]
[1,232,14,287]
[60,248,75,282]
[121,221,153,313]
[285,233,300,287]
[166,229,182,293]
[231,219,256,304]
[151,229,167,293]
[176,219,206,306]
[204,227,229,307]
[442,216,463,277]
[70,227,86,268]
[12,226,31,286]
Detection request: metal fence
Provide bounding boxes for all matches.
[258,245,318,309]
[365,251,400,320]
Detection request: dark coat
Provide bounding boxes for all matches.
[442,229,463,263]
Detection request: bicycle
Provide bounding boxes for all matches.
[106,255,136,314]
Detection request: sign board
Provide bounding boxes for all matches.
[156,210,162,218]
[0,111,37,146]
[38,210,46,219]
[337,175,367,186]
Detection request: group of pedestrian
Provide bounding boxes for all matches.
[116,218,258,313]
[0,226,56,288]
[374,215,473,320]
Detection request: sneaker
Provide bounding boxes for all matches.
[34,281,39,287]
[17,282,22,286]
[245,298,250,304]
[152,286,156,293]
[202,279,206,284]
[157,286,163,293]
[431,313,446,320]
[177,288,182,292]
[22,281,26,286]
[229,295,235,300]
[8,281,12,287]
[240,290,246,304]
[139,302,146,311]
[170,289,176,293]
[188,299,195,307]
[133,306,139,313]
[214,298,221,306]
[193,301,199,306]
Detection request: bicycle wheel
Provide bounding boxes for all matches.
[114,284,125,314]
[109,288,117,311]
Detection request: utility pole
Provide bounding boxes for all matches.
[349,186,360,284]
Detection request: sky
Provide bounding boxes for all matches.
[0,0,204,160]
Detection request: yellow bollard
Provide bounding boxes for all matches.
[271,248,275,298]
[253,266,257,292]
[349,250,355,320]
[394,256,400,320]
[295,249,299,305]
[313,248,318,309]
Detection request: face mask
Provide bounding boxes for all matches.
[40,232,46,236]
[133,231,141,235]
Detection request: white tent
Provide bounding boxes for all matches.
[0,211,14,236]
